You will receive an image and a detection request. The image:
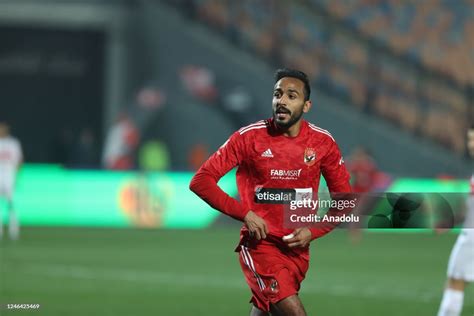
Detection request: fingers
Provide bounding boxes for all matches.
[293,227,303,236]
[249,221,267,240]
[284,228,310,248]
[254,228,262,240]
[282,233,294,241]
[255,222,266,240]
[287,236,309,248]
[261,221,268,239]
[287,240,307,248]
[283,228,302,243]
[285,236,301,246]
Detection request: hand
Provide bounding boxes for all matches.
[283,227,312,248]
[244,211,268,240]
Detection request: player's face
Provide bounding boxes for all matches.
[272,77,311,129]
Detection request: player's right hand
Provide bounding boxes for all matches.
[244,211,268,240]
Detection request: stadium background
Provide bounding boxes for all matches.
[0,0,473,315]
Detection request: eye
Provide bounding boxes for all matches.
[273,91,281,98]
[289,94,296,99]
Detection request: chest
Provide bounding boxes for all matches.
[244,136,325,183]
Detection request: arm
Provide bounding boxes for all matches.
[189,133,249,221]
[190,133,268,239]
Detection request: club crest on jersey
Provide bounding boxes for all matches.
[304,148,316,166]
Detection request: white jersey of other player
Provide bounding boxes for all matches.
[0,136,23,199]
[446,174,474,282]
[463,175,474,229]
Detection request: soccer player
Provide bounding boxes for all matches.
[190,69,351,315]
[0,122,23,240]
[347,146,380,243]
[437,128,474,316]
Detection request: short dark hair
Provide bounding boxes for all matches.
[274,68,311,101]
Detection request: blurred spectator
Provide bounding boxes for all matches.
[180,65,218,103]
[347,146,379,193]
[220,85,258,128]
[138,140,170,171]
[188,143,209,171]
[222,86,252,113]
[347,146,383,243]
[0,121,23,240]
[136,86,166,110]
[102,113,140,170]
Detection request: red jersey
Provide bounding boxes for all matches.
[348,159,378,193]
[190,118,351,241]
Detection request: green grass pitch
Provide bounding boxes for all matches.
[0,227,472,315]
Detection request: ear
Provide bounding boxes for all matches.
[303,100,312,113]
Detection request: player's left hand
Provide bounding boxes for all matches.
[283,227,312,248]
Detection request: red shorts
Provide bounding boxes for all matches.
[236,236,309,312]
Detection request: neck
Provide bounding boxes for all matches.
[278,119,303,137]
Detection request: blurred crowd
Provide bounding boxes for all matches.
[314,0,474,86]
[47,0,474,171]
[168,0,473,155]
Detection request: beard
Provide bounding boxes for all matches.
[273,106,304,129]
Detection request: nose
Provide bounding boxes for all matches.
[276,95,286,105]
[277,102,288,109]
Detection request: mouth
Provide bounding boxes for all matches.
[275,108,291,120]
